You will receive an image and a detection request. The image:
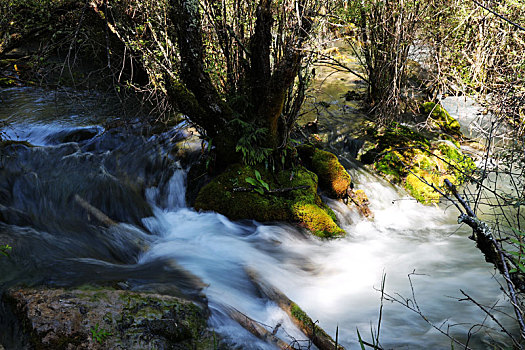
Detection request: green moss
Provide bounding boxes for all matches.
[289,302,337,346]
[405,172,441,204]
[374,149,407,183]
[297,145,352,198]
[292,203,345,238]
[194,164,289,222]
[379,122,431,148]
[311,149,351,198]
[363,121,475,204]
[421,102,461,135]
[290,303,311,325]
[0,77,18,87]
[194,164,345,238]
[437,141,476,180]
[116,291,208,345]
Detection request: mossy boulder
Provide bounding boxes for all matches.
[5,287,215,350]
[361,123,475,204]
[296,145,352,198]
[194,164,345,238]
[421,102,461,136]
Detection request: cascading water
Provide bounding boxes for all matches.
[0,87,518,349]
[139,167,516,349]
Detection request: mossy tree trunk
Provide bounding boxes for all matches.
[167,0,314,167]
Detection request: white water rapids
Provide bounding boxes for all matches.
[0,87,518,349]
[140,167,515,349]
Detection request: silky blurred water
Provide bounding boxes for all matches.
[0,87,518,349]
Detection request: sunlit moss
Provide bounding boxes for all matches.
[421,102,461,135]
[297,145,352,198]
[362,121,475,204]
[194,164,345,238]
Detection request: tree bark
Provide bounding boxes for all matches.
[167,0,314,165]
[250,0,273,114]
[169,0,232,136]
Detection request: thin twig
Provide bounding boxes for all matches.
[471,0,525,31]
[460,290,522,348]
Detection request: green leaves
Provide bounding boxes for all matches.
[245,170,270,195]
[231,119,273,166]
[357,328,366,350]
[0,244,11,257]
[90,323,112,344]
[245,177,258,187]
[507,228,525,274]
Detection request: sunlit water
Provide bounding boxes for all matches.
[0,87,518,349]
[139,167,515,349]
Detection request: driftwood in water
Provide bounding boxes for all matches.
[246,268,344,350]
[227,308,292,349]
[74,194,116,227]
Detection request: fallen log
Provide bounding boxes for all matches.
[246,268,344,350]
[74,194,116,227]
[227,307,292,349]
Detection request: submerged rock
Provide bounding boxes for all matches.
[193,164,345,238]
[4,287,213,350]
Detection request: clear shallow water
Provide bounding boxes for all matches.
[0,87,518,349]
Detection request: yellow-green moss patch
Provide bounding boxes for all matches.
[194,164,345,238]
[421,102,461,136]
[297,145,351,198]
[361,122,475,204]
[292,203,345,237]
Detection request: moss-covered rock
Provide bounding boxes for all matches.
[5,287,216,350]
[194,164,345,238]
[361,123,475,204]
[421,102,461,136]
[297,145,351,198]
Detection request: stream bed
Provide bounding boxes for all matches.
[0,86,518,349]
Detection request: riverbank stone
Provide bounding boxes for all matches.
[4,287,215,350]
[194,164,345,238]
[361,122,475,204]
[421,102,461,136]
[296,145,352,199]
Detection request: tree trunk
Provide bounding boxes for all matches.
[169,0,232,137]
[167,0,313,166]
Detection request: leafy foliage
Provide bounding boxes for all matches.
[508,228,525,274]
[245,169,270,195]
[0,244,11,257]
[231,119,272,166]
[90,323,111,344]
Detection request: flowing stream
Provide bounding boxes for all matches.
[0,86,519,349]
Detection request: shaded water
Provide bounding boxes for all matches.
[0,87,518,349]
